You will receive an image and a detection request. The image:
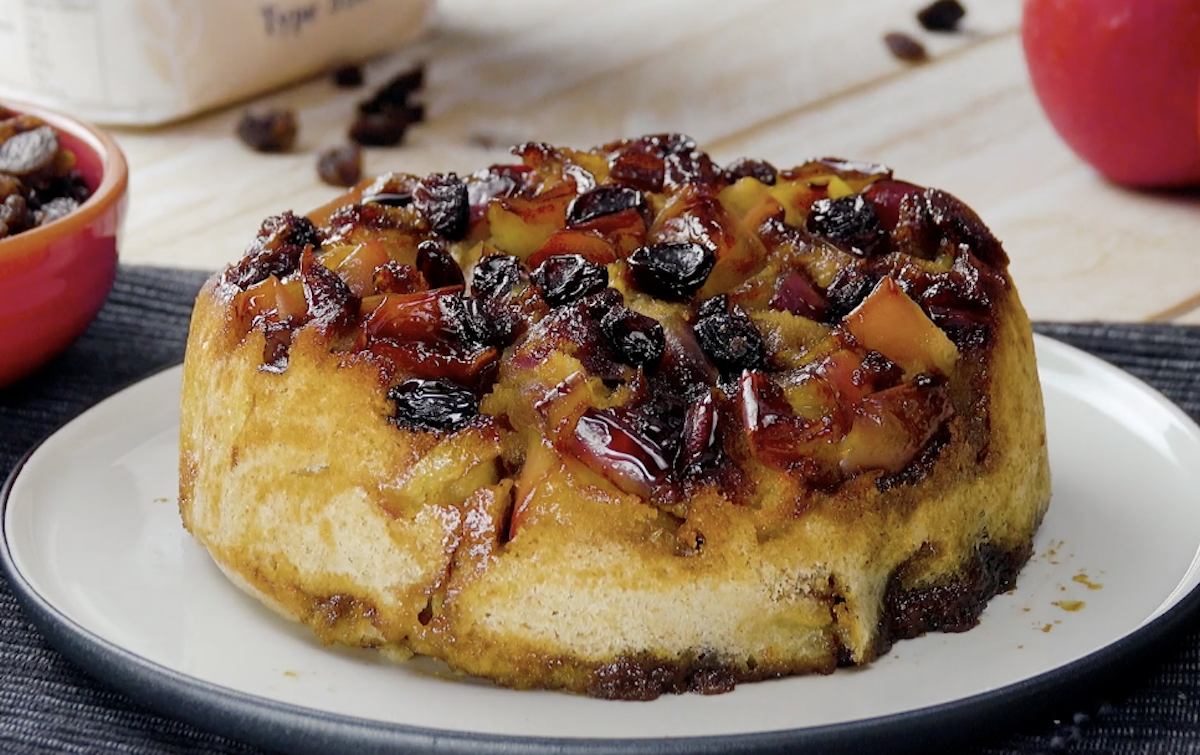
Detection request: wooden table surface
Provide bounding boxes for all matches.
[108,0,1200,324]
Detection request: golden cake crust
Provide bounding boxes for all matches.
[179,136,1050,698]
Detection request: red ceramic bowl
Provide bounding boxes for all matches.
[0,101,127,389]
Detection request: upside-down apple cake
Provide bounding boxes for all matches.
[178,134,1050,700]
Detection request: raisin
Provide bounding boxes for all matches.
[626,242,715,300]
[567,186,644,226]
[725,157,777,185]
[531,254,608,307]
[368,64,426,109]
[471,254,523,299]
[388,378,478,432]
[918,0,966,32]
[416,240,465,288]
[694,310,765,375]
[602,306,665,367]
[697,295,729,320]
[316,144,363,187]
[664,150,725,190]
[236,109,298,153]
[34,196,77,225]
[807,195,887,256]
[349,110,413,147]
[224,212,318,289]
[884,32,928,62]
[332,64,365,88]
[0,125,57,175]
[414,173,469,241]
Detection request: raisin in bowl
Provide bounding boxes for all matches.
[0,100,128,389]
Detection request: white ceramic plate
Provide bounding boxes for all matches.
[4,335,1200,754]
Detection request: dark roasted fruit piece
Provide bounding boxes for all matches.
[530,254,608,307]
[725,158,777,185]
[626,242,715,300]
[388,378,478,432]
[416,240,465,289]
[568,408,671,498]
[694,307,765,375]
[471,253,523,299]
[317,144,363,187]
[567,186,644,226]
[677,390,721,475]
[770,269,827,321]
[602,306,665,367]
[807,195,887,256]
[236,109,298,153]
[609,152,665,193]
[737,371,845,479]
[414,173,469,241]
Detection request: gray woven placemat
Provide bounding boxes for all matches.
[2,265,1199,754]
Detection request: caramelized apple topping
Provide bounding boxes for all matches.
[221,135,1012,491]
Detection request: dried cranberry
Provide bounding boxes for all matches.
[316,144,363,187]
[602,306,665,367]
[416,240,465,289]
[236,109,297,153]
[626,242,715,300]
[388,378,478,433]
[530,254,608,307]
[464,295,523,348]
[471,254,523,299]
[694,309,765,375]
[725,158,777,185]
[567,186,644,226]
[807,195,887,256]
[414,173,469,241]
[917,0,965,31]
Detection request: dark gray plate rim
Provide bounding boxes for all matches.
[3,353,1200,755]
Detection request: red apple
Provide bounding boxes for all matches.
[1022,0,1200,188]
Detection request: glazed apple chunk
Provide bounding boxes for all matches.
[221,134,1008,507]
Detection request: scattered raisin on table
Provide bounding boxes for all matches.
[917,0,966,32]
[332,64,365,88]
[884,32,928,62]
[349,63,427,148]
[316,144,363,187]
[237,109,298,153]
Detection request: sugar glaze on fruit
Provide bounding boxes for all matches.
[220,134,1008,505]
